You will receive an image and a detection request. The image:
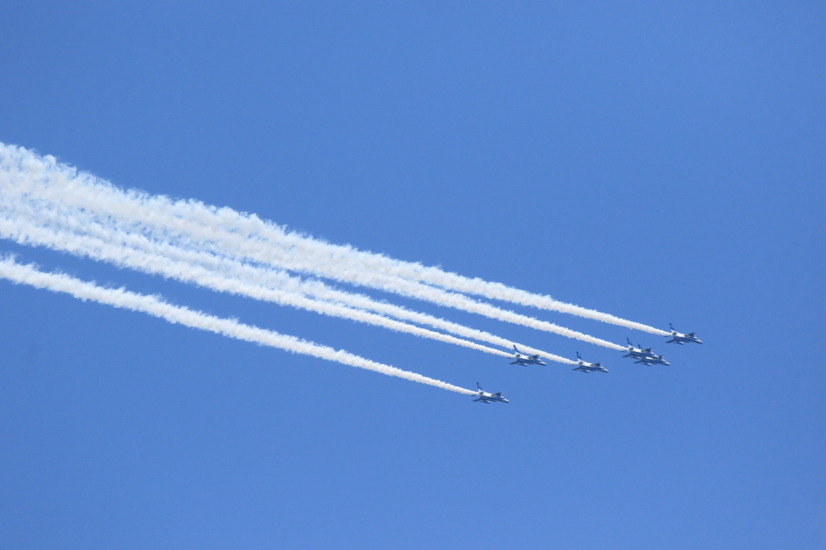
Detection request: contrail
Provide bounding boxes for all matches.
[0,143,653,344]
[262,234,669,335]
[0,256,477,395]
[0,197,623,352]
[0,194,575,364]
[0,201,514,359]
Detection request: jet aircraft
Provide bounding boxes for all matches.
[573,352,609,373]
[509,345,547,366]
[473,382,510,404]
[666,323,703,345]
[633,352,671,366]
[622,338,670,366]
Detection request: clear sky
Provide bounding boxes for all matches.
[1,2,824,549]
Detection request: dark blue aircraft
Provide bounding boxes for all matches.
[473,382,510,404]
[666,323,703,345]
[622,338,670,365]
[509,345,547,366]
[573,352,609,373]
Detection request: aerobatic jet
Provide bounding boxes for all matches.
[633,352,671,366]
[473,382,510,404]
[509,345,547,366]
[622,338,670,366]
[573,352,609,373]
[666,323,703,345]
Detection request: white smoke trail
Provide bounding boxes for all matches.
[0,201,514,359]
[0,257,477,395]
[0,143,653,344]
[0,201,622,353]
[0,194,575,364]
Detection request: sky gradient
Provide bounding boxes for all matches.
[2,3,824,549]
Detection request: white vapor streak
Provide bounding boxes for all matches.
[0,257,477,395]
[0,143,645,346]
[275,234,669,336]
[0,201,513,358]
[1,193,573,362]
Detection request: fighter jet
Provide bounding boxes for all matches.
[666,323,703,345]
[622,338,670,366]
[573,352,609,373]
[473,382,510,404]
[622,338,656,360]
[509,345,547,366]
[634,352,671,366]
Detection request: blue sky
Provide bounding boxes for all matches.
[1,2,824,548]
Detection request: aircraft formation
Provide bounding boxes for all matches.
[475,324,701,404]
[1,143,703,406]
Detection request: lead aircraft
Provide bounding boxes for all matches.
[473,382,510,404]
[509,345,547,366]
[573,352,609,373]
[666,323,703,345]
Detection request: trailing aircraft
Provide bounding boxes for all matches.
[633,353,671,366]
[622,338,655,360]
[509,345,547,366]
[622,338,670,365]
[573,352,609,373]
[473,382,510,404]
[666,323,703,345]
